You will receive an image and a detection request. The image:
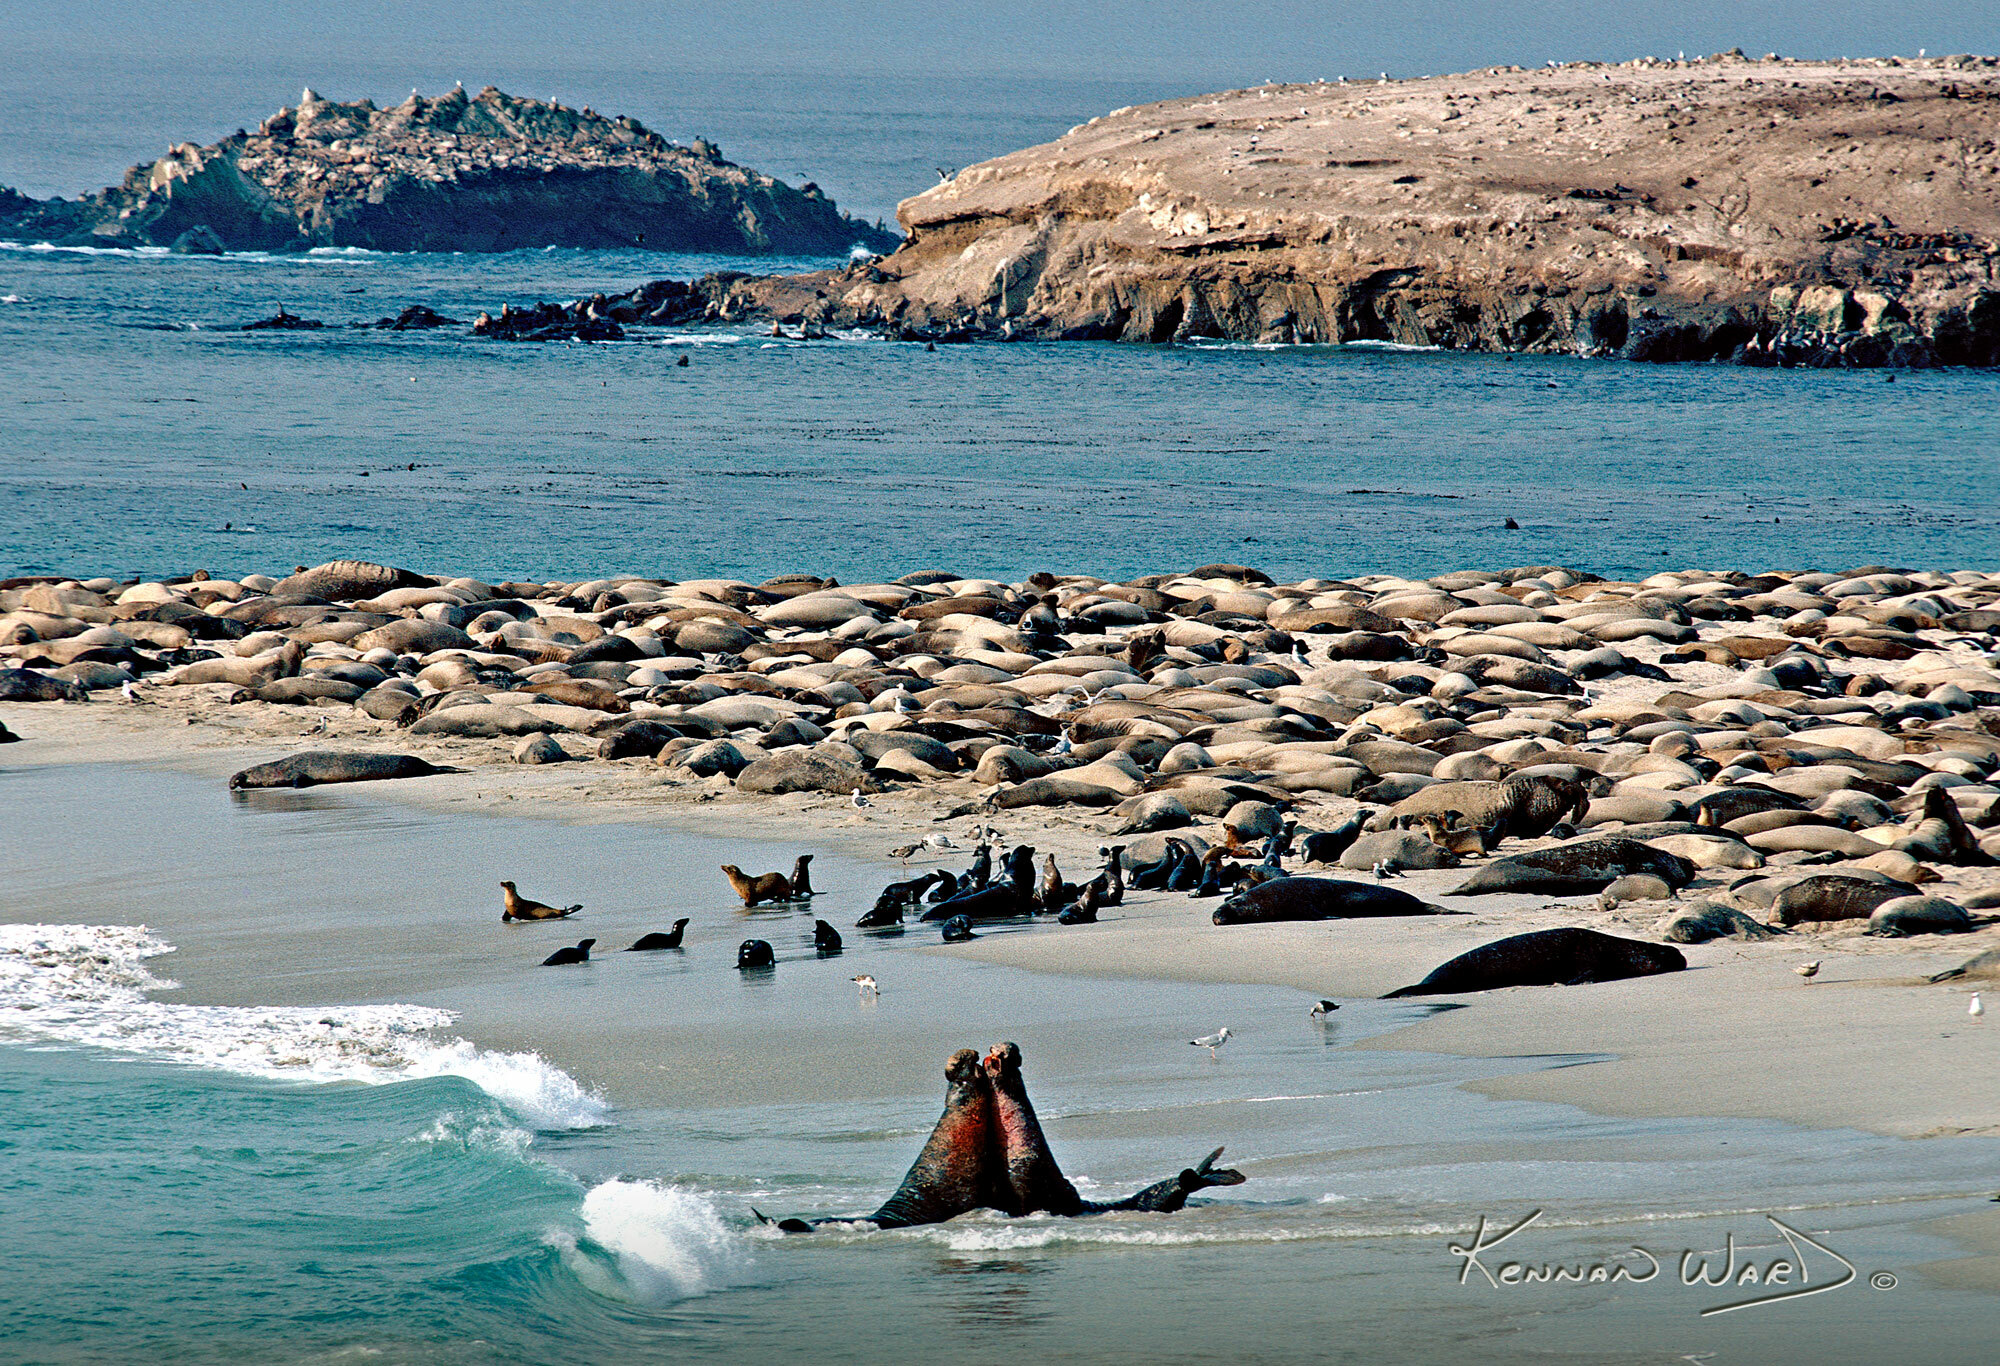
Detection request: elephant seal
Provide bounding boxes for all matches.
[982,1041,1245,1216]
[736,939,775,969]
[764,1049,1007,1231]
[227,751,458,790]
[1928,948,2000,984]
[1383,928,1686,997]
[1657,903,1781,944]
[1212,877,1444,924]
[1444,839,1695,897]
[1867,896,1972,937]
[540,939,595,966]
[627,920,688,951]
[1771,875,1916,926]
[501,881,581,922]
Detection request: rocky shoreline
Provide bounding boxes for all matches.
[420,53,2000,364]
[0,85,895,256]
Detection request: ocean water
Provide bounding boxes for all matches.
[2,758,1998,1363]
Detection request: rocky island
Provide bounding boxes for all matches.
[0,85,895,256]
[571,53,2000,365]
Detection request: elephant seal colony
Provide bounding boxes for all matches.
[6,557,2000,1050]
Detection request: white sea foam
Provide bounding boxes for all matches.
[0,923,605,1128]
[568,1179,749,1301]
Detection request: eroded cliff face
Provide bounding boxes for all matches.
[0,86,896,256]
[766,53,2000,365]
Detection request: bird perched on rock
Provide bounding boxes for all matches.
[1190,1027,1232,1059]
[540,939,595,967]
[1795,961,1821,984]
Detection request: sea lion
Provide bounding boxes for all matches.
[541,938,595,966]
[982,1042,1245,1216]
[790,854,817,897]
[1657,903,1781,944]
[940,914,977,941]
[736,938,775,969]
[501,881,582,922]
[721,864,794,906]
[1771,874,1917,926]
[1211,877,1443,924]
[1444,838,1696,897]
[814,919,843,954]
[627,920,688,950]
[765,1049,1007,1231]
[1297,813,1367,865]
[227,751,458,790]
[1383,928,1686,997]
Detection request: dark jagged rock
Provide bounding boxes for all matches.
[0,86,897,256]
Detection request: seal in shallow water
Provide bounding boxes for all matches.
[1382,927,1686,997]
[626,920,688,950]
[540,938,595,966]
[501,881,581,922]
[227,750,458,790]
[982,1041,1245,1216]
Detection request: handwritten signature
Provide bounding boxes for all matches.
[1448,1210,1888,1315]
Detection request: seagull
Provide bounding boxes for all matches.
[922,833,955,851]
[1053,730,1074,756]
[851,788,871,809]
[893,693,920,713]
[1795,961,1820,984]
[888,842,922,862]
[1973,993,1986,1021]
[1190,1027,1232,1060]
[120,680,145,703]
[1310,999,1339,1018]
[852,974,879,998]
[309,715,330,734]
[1372,859,1401,881]
[1291,638,1309,662]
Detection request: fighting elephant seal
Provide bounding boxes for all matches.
[1383,928,1686,997]
[1444,839,1695,897]
[981,1041,1244,1216]
[1212,877,1445,924]
[227,751,459,789]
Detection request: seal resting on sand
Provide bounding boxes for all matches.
[227,751,458,789]
[1444,838,1695,896]
[1383,928,1686,997]
[759,1044,1245,1232]
[501,881,581,922]
[1212,877,1444,924]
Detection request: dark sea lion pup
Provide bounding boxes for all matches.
[627,919,689,951]
[737,939,775,969]
[983,1041,1245,1216]
[756,1049,1006,1232]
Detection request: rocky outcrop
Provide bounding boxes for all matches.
[573,53,2000,366]
[0,85,895,256]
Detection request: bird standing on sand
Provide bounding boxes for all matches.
[1372,859,1401,881]
[1191,1027,1232,1059]
[1973,993,1985,1021]
[851,788,871,809]
[1795,961,1821,984]
[852,974,879,998]
[1310,1000,1339,1018]
[120,680,146,704]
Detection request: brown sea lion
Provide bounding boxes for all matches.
[501,880,581,922]
[721,864,794,906]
